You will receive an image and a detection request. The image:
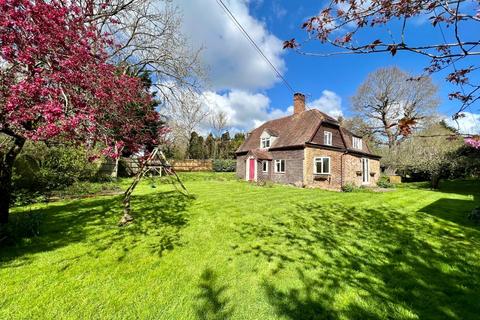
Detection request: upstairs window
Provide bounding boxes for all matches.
[274,159,285,173]
[353,137,362,150]
[261,137,271,148]
[314,157,330,174]
[324,131,332,146]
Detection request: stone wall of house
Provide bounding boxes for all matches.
[257,159,271,182]
[343,154,380,187]
[304,147,344,189]
[269,149,304,185]
[236,155,247,180]
[236,149,304,185]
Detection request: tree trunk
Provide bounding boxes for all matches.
[111,157,119,179]
[0,136,26,224]
[430,174,440,189]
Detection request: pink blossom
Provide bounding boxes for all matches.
[465,137,480,149]
[0,0,165,158]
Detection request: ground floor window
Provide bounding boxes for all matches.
[274,159,285,173]
[362,158,369,183]
[262,160,268,172]
[314,157,330,174]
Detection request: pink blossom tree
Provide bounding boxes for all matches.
[0,0,163,223]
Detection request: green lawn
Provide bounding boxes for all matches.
[1,173,479,320]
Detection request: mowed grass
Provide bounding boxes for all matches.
[1,173,479,320]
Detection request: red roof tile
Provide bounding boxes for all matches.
[237,109,331,152]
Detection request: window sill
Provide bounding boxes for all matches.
[313,174,330,180]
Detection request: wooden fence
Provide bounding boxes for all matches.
[169,159,213,172]
[98,158,213,176]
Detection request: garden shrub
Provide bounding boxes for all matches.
[341,183,357,192]
[212,159,236,172]
[38,145,98,189]
[468,207,480,224]
[377,176,395,188]
[256,180,274,187]
[0,211,44,246]
[49,180,122,199]
[11,142,101,205]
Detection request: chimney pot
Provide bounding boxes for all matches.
[293,92,306,115]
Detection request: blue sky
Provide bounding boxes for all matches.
[176,0,480,134]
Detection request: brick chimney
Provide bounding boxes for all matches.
[293,93,305,115]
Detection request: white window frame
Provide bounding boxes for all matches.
[274,159,285,173]
[362,158,370,184]
[261,137,271,149]
[262,160,268,173]
[314,157,331,175]
[324,131,332,146]
[353,137,362,150]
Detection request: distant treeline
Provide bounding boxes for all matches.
[164,131,245,160]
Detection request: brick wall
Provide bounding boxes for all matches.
[304,147,380,189]
[343,154,380,187]
[304,147,344,189]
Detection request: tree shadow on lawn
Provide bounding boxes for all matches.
[0,191,194,267]
[195,268,234,320]
[414,179,480,228]
[233,202,480,320]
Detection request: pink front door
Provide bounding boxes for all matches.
[248,158,255,181]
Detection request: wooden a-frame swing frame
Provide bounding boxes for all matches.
[119,147,188,225]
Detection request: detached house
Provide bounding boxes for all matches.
[235,93,381,190]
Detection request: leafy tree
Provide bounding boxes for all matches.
[448,144,480,179]
[381,124,462,188]
[229,132,246,159]
[352,67,439,148]
[187,132,205,159]
[284,0,480,134]
[0,0,161,223]
[204,133,216,159]
[218,131,231,159]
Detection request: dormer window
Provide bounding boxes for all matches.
[261,137,271,148]
[353,137,362,150]
[324,131,332,146]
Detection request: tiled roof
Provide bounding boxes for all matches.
[247,149,273,160]
[236,108,379,158]
[237,109,333,153]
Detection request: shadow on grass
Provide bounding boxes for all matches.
[0,191,194,267]
[412,179,480,228]
[195,268,233,320]
[419,198,479,228]
[234,202,480,320]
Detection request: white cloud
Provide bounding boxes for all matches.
[200,90,277,132]
[272,1,287,19]
[198,89,343,133]
[175,0,285,90]
[445,112,480,134]
[307,90,343,118]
